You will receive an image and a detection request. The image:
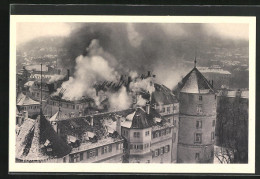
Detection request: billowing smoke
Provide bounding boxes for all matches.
[109,86,132,111]
[54,39,119,102]
[48,74,65,83]
[129,77,155,94]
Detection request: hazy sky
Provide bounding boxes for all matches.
[16,22,249,45]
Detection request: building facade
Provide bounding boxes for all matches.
[175,66,217,163]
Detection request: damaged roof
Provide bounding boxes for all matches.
[176,67,215,94]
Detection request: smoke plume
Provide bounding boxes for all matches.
[54,39,119,101]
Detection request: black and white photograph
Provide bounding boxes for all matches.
[9,15,255,173]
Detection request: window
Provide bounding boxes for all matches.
[102,145,111,154]
[199,95,203,101]
[167,107,170,113]
[196,121,202,129]
[162,107,165,113]
[197,104,202,114]
[116,143,119,150]
[63,157,66,163]
[134,132,140,138]
[145,131,150,136]
[174,119,177,126]
[160,147,164,155]
[166,128,171,134]
[80,152,83,161]
[154,149,159,157]
[73,105,75,109]
[215,95,217,100]
[87,149,98,158]
[195,153,200,160]
[211,132,215,141]
[212,120,215,127]
[144,143,149,148]
[172,132,176,143]
[194,133,202,143]
[164,145,170,153]
[161,130,166,136]
[211,150,214,157]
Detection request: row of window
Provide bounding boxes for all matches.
[196,120,215,129]
[130,143,150,150]
[67,143,122,163]
[48,100,83,110]
[194,132,215,144]
[152,128,171,139]
[152,145,170,157]
[20,105,40,110]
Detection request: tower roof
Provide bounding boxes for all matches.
[16,114,71,161]
[178,67,215,94]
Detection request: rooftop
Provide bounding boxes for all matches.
[176,67,215,94]
[16,114,71,161]
[17,93,40,106]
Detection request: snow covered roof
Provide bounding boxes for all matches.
[178,67,215,94]
[16,114,71,161]
[122,107,164,129]
[17,94,40,106]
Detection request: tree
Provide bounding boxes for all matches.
[215,93,248,163]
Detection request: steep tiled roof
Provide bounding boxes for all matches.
[48,110,69,122]
[177,67,215,94]
[16,114,71,161]
[130,107,162,129]
[151,83,178,105]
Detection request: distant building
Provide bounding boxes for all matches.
[46,96,97,117]
[16,92,41,120]
[198,66,231,89]
[175,64,217,163]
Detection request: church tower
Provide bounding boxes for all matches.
[176,60,216,163]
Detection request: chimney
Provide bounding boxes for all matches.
[147,71,151,77]
[116,115,121,135]
[23,111,28,120]
[146,101,150,114]
[67,69,70,80]
[90,116,94,126]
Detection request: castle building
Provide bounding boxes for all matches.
[151,83,179,163]
[175,62,217,163]
[115,105,174,163]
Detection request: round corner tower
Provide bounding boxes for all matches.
[177,66,217,163]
